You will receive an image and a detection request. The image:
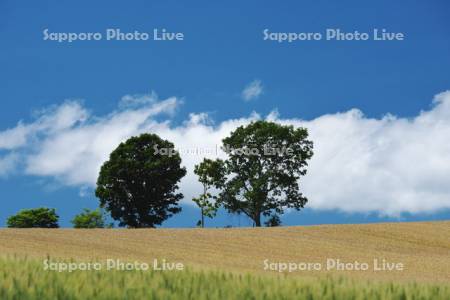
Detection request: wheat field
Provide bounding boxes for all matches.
[1,221,449,283]
[2,257,450,300]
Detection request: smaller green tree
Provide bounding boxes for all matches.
[264,214,281,227]
[193,158,226,227]
[7,208,59,228]
[71,208,107,228]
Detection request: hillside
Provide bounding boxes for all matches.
[1,221,449,283]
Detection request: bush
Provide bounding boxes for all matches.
[265,214,282,227]
[6,208,59,228]
[71,208,106,228]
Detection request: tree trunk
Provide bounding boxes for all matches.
[254,213,261,227]
[201,207,205,228]
[201,185,206,228]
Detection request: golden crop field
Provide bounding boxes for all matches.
[1,221,449,283]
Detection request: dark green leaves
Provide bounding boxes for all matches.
[95,133,186,228]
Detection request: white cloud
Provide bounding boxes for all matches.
[0,101,89,150]
[0,94,179,185]
[0,153,19,177]
[119,92,158,109]
[241,79,263,101]
[1,91,450,216]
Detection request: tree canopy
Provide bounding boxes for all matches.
[192,158,226,227]
[95,133,186,228]
[197,121,313,226]
[71,208,106,228]
[7,208,59,228]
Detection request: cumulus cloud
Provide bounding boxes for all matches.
[119,92,159,109]
[0,153,19,177]
[241,79,263,101]
[1,91,450,216]
[0,94,179,185]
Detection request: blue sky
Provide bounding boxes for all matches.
[1,0,450,227]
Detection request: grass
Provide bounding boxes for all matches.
[1,256,449,300]
[1,221,449,282]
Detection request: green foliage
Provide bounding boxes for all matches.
[1,257,449,300]
[192,193,220,227]
[71,208,106,228]
[203,121,314,226]
[264,214,281,227]
[96,134,186,228]
[6,208,59,228]
[193,159,225,227]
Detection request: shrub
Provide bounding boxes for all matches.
[71,208,106,228]
[6,208,59,228]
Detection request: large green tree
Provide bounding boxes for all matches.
[95,134,186,228]
[200,121,313,227]
[7,208,59,228]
